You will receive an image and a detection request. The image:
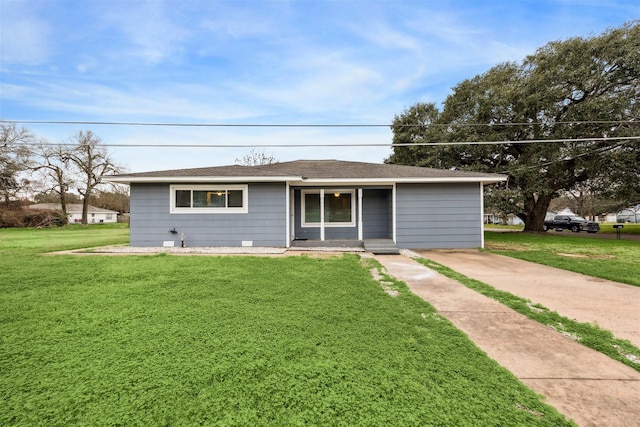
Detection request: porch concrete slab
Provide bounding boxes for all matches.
[373,254,640,427]
[415,249,640,348]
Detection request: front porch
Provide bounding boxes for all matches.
[290,238,399,255]
[289,186,395,244]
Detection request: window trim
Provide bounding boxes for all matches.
[170,184,248,214]
[301,189,355,227]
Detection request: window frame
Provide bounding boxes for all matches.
[170,184,248,214]
[301,189,355,227]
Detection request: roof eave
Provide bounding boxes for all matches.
[297,177,507,185]
[106,175,507,185]
[105,175,301,184]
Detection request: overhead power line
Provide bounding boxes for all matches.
[498,140,631,174]
[2,119,638,128]
[23,135,640,148]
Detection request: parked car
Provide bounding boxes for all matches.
[543,215,600,233]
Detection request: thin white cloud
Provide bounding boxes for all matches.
[238,48,386,114]
[2,79,263,123]
[0,2,52,65]
[199,4,287,40]
[96,0,191,64]
[3,0,637,174]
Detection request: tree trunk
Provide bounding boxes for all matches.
[81,182,91,225]
[60,196,67,217]
[522,193,554,232]
[82,196,89,225]
[57,169,67,216]
[58,192,67,219]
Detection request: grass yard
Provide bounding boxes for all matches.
[484,231,640,287]
[0,227,572,426]
[485,223,640,234]
[0,223,130,255]
[599,223,640,234]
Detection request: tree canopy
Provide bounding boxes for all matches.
[387,21,640,231]
[0,123,34,206]
[64,130,121,224]
[1,123,125,225]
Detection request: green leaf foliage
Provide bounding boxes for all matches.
[387,21,640,231]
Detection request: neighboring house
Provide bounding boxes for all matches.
[484,210,523,225]
[617,206,640,223]
[601,213,618,223]
[546,208,577,221]
[107,160,506,249]
[29,203,119,223]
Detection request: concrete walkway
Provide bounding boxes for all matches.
[417,250,640,348]
[374,253,640,427]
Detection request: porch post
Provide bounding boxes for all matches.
[479,182,485,249]
[357,188,363,241]
[392,183,397,243]
[285,183,290,247]
[320,188,325,241]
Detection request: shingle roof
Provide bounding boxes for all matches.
[116,164,294,178]
[109,160,505,183]
[265,160,502,179]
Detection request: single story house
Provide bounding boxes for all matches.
[29,203,119,223]
[617,206,640,223]
[484,210,524,226]
[107,160,506,249]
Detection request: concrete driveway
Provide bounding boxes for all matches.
[418,249,640,348]
[374,252,640,427]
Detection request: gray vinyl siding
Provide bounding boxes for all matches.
[396,183,482,249]
[130,182,287,247]
[362,189,392,239]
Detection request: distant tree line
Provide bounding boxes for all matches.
[0,122,126,225]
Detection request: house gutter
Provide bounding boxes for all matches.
[105,176,300,184]
[290,177,506,186]
[106,176,506,186]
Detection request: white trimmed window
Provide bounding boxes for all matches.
[302,189,355,227]
[170,185,248,214]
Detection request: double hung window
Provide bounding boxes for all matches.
[170,185,248,213]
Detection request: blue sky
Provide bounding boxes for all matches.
[1,0,638,173]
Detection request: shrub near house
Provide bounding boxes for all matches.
[0,208,67,228]
[29,203,119,224]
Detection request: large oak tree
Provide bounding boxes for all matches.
[387,21,640,231]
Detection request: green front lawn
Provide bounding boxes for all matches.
[485,223,640,234]
[484,231,640,287]
[0,227,572,425]
[0,223,130,255]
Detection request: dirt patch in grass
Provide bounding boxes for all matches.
[556,253,615,259]
[484,242,530,251]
